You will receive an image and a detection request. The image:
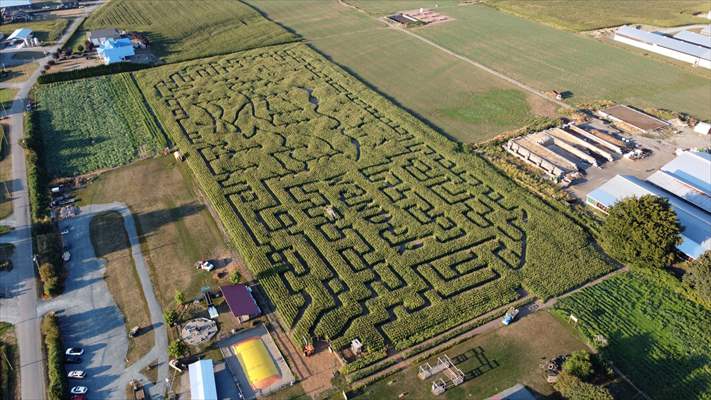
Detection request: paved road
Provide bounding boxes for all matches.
[0,6,100,400]
[39,203,168,399]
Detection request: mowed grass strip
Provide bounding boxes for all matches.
[89,211,153,365]
[553,271,711,400]
[250,0,550,143]
[414,5,711,118]
[35,73,163,177]
[482,0,711,31]
[83,0,298,63]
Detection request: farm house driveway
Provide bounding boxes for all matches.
[39,203,169,399]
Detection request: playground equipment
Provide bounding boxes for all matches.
[501,307,519,325]
[419,355,465,395]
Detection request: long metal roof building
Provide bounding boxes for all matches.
[673,30,711,49]
[189,359,218,400]
[587,175,711,259]
[648,151,711,213]
[615,26,711,61]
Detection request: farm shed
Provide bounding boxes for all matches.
[188,359,218,400]
[694,121,711,135]
[221,284,261,322]
[486,383,536,400]
[598,104,669,133]
[586,175,711,259]
[97,37,135,65]
[6,28,33,47]
[647,151,711,213]
[673,30,711,49]
[613,26,711,69]
[87,28,121,46]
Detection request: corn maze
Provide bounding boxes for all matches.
[138,44,612,360]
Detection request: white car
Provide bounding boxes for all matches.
[65,347,84,356]
[70,386,88,395]
[197,261,214,271]
[68,370,86,379]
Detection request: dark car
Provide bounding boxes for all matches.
[65,355,82,364]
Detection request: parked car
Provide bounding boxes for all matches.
[70,386,88,395]
[195,260,215,271]
[65,347,84,356]
[65,355,82,364]
[67,370,86,379]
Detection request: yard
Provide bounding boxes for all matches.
[349,312,588,399]
[0,17,70,43]
[0,62,37,84]
[81,0,298,64]
[412,4,711,119]
[89,211,153,365]
[76,157,238,311]
[136,43,613,369]
[552,270,711,400]
[34,73,165,177]
[249,0,554,144]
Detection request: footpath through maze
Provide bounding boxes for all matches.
[137,44,613,361]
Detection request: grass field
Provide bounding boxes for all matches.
[0,124,12,220]
[411,4,711,119]
[350,312,587,399]
[89,211,153,365]
[483,0,711,31]
[77,157,234,310]
[249,0,555,143]
[82,0,297,64]
[35,73,164,177]
[553,271,711,400]
[0,89,16,115]
[0,17,70,43]
[1,62,37,84]
[136,43,612,363]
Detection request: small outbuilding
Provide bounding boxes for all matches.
[87,28,121,46]
[694,121,711,135]
[188,359,218,400]
[6,28,33,47]
[221,284,261,322]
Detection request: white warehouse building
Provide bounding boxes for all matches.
[614,26,711,69]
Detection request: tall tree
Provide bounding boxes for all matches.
[683,251,711,305]
[601,195,681,268]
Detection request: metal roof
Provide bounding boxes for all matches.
[587,175,711,259]
[660,151,711,196]
[616,26,711,61]
[189,359,218,400]
[7,28,32,41]
[673,30,711,49]
[221,285,261,318]
[486,384,536,400]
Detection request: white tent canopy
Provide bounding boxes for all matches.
[189,359,218,400]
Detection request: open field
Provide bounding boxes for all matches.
[0,89,16,115]
[0,323,18,400]
[250,0,555,143]
[350,312,587,399]
[82,0,298,64]
[0,124,12,220]
[0,62,37,84]
[482,0,711,31]
[77,157,234,310]
[553,271,711,400]
[35,73,164,177]
[0,17,70,43]
[136,43,613,363]
[345,0,460,16]
[89,211,153,365]
[412,5,711,119]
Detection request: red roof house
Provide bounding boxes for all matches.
[221,284,261,322]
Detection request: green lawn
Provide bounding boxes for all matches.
[35,73,164,177]
[553,270,711,400]
[414,4,711,119]
[0,17,70,43]
[82,0,298,63]
[350,312,587,399]
[249,0,549,143]
[483,0,711,31]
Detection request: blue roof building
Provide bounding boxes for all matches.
[6,28,33,46]
[648,151,711,213]
[96,37,135,65]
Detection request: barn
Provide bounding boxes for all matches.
[614,26,711,69]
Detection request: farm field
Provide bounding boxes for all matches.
[482,0,711,31]
[349,312,589,399]
[249,0,556,143]
[553,271,711,400]
[136,43,613,362]
[0,17,70,43]
[35,73,164,178]
[413,5,711,119]
[82,0,298,64]
[76,157,237,311]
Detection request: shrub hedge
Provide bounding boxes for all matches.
[41,313,66,400]
[38,62,151,84]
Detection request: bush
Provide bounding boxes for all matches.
[600,195,681,268]
[563,351,593,380]
[167,340,187,359]
[174,289,185,306]
[683,251,711,306]
[38,63,151,84]
[24,111,51,221]
[41,313,67,400]
[555,372,613,400]
[163,309,178,326]
[229,270,241,284]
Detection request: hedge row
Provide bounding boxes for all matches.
[38,62,152,84]
[23,111,50,222]
[42,313,67,400]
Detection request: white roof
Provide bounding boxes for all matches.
[616,26,711,61]
[189,360,218,400]
[587,175,711,259]
[7,28,32,41]
[673,30,711,49]
[694,121,711,134]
